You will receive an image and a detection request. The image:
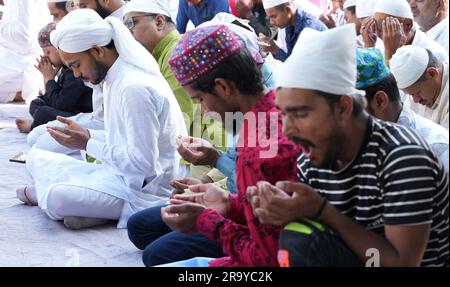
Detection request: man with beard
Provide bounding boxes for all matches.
[26,0,125,157]
[390,46,449,130]
[128,25,299,267]
[247,25,449,267]
[408,0,448,53]
[364,0,447,64]
[17,9,188,230]
[47,0,70,21]
[76,0,125,18]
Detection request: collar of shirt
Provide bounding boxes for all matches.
[426,18,449,40]
[105,56,124,85]
[397,106,415,127]
[432,62,449,110]
[152,30,180,62]
[286,9,305,35]
[412,28,448,62]
[110,4,126,19]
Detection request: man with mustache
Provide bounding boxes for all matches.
[390,46,448,131]
[76,0,125,19]
[248,24,449,267]
[363,0,447,64]
[408,0,448,53]
[18,9,188,230]
[27,0,125,156]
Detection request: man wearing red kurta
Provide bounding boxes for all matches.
[163,24,300,267]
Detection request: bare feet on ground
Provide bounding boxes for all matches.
[13,92,24,102]
[15,118,32,133]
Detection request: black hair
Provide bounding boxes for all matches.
[162,15,175,25]
[416,48,442,83]
[345,6,356,14]
[55,1,68,12]
[318,91,364,117]
[104,40,115,50]
[363,73,400,104]
[190,47,265,96]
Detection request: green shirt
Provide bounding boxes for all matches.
[153,30,195,134]
[153,30,227,164]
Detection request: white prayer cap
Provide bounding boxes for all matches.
[277,24,359,96]
[124,0,172,19]
[356,0,376,18]
[390,46,429,89]
[374,0,413,19]
[263,0,289,9]
[47,0,68,2]
[50,9,161,75]
[198,13,264,65]
[344,0,356,10]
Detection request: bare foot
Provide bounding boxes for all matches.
[16,185,38,206]
[15,118,32,133]
[13,92,24,102]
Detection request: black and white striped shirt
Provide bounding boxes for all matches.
[298,117,449,267]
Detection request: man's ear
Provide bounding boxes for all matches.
[426,67,440,80]
[155,15,166,30]
[214,78,235,99]
[373,91,389,111]
[337,95,354,120]
[89,45,106,60]
[438,0,446,16]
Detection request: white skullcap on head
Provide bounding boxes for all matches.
[198,13,264,65]
[374,0,413,19]
[50,9,161,75]
[390,46,429,89]
[124,0,172,19]
[356,0,376,18]
[47,0,68,2]
[263,0,290,9]
[277,24,360,96]
[344,0,356,10]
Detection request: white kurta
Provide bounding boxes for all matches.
[26,7,127,153]
[27,57,188,228]
[426,18,449,54]
[110,3,126,19]
[27,84,105,156]
[0,0,51,103]
[397,107,449,173]
[412,28,449,63]
[405,62,449,131]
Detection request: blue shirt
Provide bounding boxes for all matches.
[274,9,328,62]
[176,0,230,33]
[216,133,239,194]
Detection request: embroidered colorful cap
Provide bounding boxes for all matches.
[356,47,390,89]
[38,21,59,48]
[168,24,242,86]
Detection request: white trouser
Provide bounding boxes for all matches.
[27,112,104,156]
[0,71,21,103]
[26,148,176,228]
[45,183,124,220]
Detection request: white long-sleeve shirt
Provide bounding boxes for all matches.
[426,18,449,54]
[86,57,187,212]
[412,28,449,63]
[406,62,449,131]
